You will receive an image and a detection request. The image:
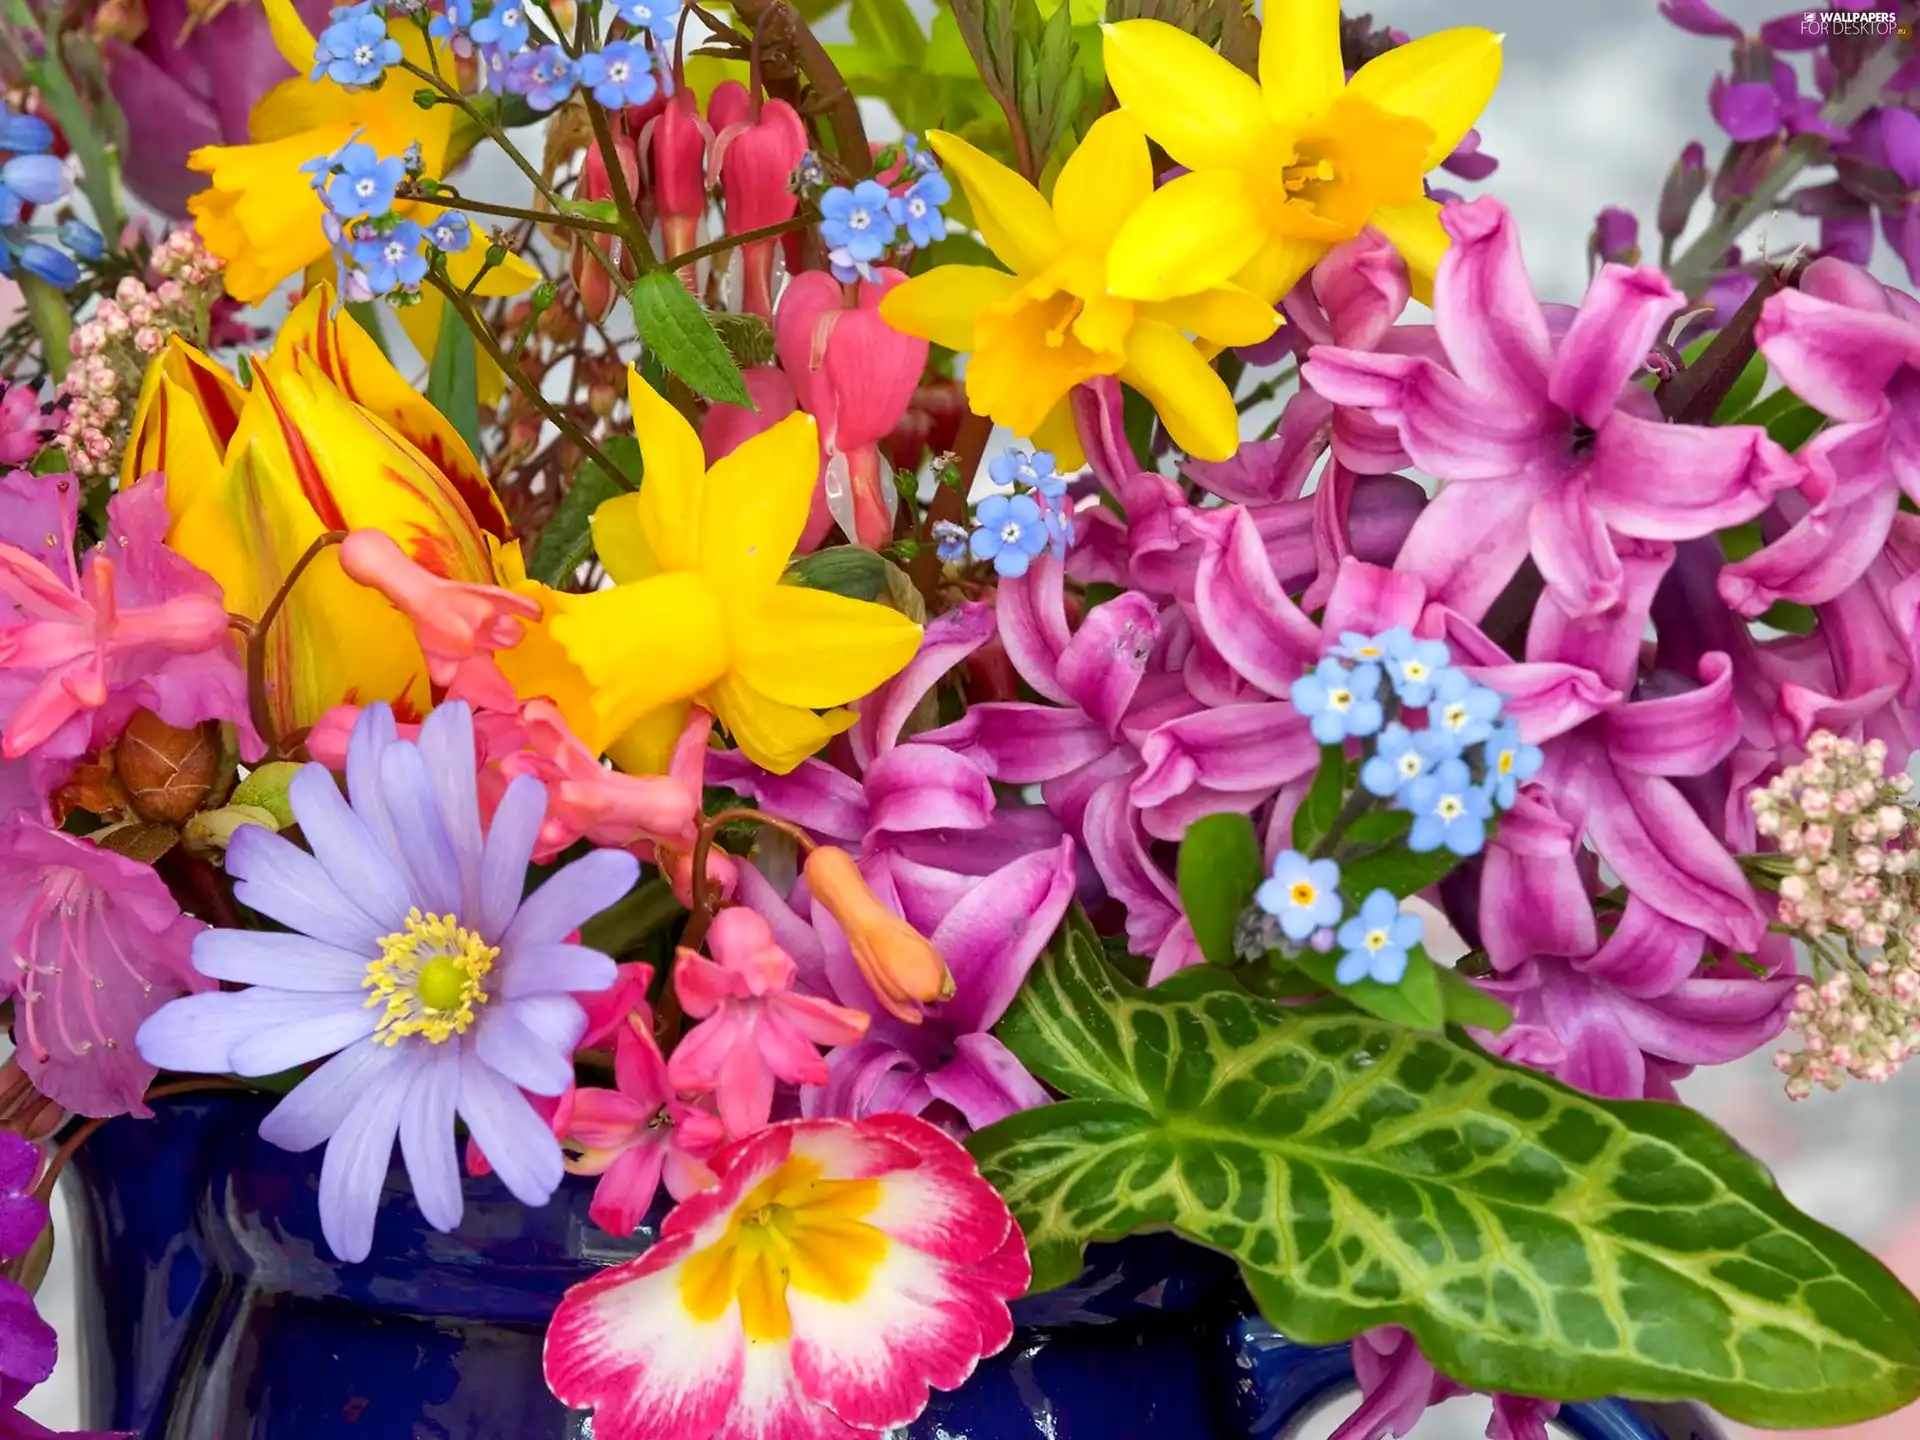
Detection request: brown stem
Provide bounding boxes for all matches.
[249,530,347,756]
[664,213,815,271]
[399,183,626,235]
[578,0,661,275]
[682,807,819,952]
[730,0,870,176]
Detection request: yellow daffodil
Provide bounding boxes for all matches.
[879,111,1278,463]
[1100,4,1502,304]
[497,371,923,776]
[125,284,513,735]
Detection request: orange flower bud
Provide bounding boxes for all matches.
[802,846,953,1025]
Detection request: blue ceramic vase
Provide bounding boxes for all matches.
[66,1096,1724,1440]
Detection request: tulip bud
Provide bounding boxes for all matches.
[115,711,221,824]
[1658,141,1707,242]
[572,136,641,322]
[802,846,952,1024]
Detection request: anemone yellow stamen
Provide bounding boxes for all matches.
[363,908,496,1045]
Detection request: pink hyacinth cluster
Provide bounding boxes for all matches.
[55,229,226,479]
[1756,732,1920,1096]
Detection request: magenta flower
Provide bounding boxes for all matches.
[0,814,209,1118]
[0,470,255,778]
[1335,1326,1559,1440]
[0,384,57,468]
[137,702,637,1262]
[667,907,871,1138]
[1303,197,1799,620]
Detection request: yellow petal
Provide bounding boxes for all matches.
[123,338,244,489]
[1031,401,1085,470]
[606,700,693,774]
[705,671,859,776]
[729,586,922,710]
[624,368,707,573]
[1101,20,1275,173]
[1106,169,1267,303]
[879,266,1022,352]
[588,492,658,586]
[496,583,607,745]
[1347,27,1504,169]
[1146,284,1280,348]
[1119,318,1241,462]
[1259,0,1346,125]
[260,0,318,72]
[391,289,507,410]
[1049,109,1152,253]
[967,294,1116,437]
[925,130,1060,277]
[699,411,821,594]
[444,237,541,298]
[1365,195,1449,305]
[550,571,732,745]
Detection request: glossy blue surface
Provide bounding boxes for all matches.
[67,1096,1721,1440]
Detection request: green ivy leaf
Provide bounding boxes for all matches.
[1287,939,1443,1030]
[426,298,482,457]
[1291,746,1345,854]
[526,435,641,587]
[970,935,1920,1427]
[630,271,752,407]
[1178,812,1264,967]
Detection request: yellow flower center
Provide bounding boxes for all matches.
[1498,750,1515,775]
[1443,703,1469,731]
[1289,881,1317,908]
[363,909,496,1045]
[678,1155,888,1341]
[1328,687,1354,711]
[1402,660,1429,682]
[1437,795,1465,821]
[1270,94,1435,237]
[1365,927,1392,953]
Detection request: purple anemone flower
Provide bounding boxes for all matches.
[137,701,637,1263]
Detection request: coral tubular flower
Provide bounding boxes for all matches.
[136,702,637,1262]
[497,370,922,776]
[124,286,515,735]
[803,845,954,1025]
[544,1113,1029,1440]
[879,112,1279,463]
[1099,4,1503,303]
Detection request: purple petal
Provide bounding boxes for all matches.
[192,929,370,991]
[1433,198,1556,412]
[1480,790,1599,971]
[343,703,405,868]
[226,824,384,953]
[1603,653,1739,776]
[930,837,1077,1034]
[500,849,640,954]
[810,1040,931,1120]
[851,602,996,765]
[1131,703,1317,809]
[1192,507,1321,697]
[378,742,462,915]
[1547,266,1682,429]
[1577,897,1705,997]
[1588,412,1800,539]
[1183,392,1329,505]
[1070,376,1141,493]
[863,745,995,835]
[416,703,484,920]
[916,703,1114,783]
[1537,965,1648,1099]
[259,1039,407,1152]
[1390,476,1539,621]
[0,1279,58,1390]
[476,775,548,943]
[475,994,584,1095]
[288,763,412,931]
[457,1047,565,1205]
[704,753,868,843]
[1082,777,1180,958]
[1613,974,1797,1064]
[227,992,380,1076]
[398,1042,463,1231]
[922,1033,1050,1129]
[1056,592,1160,733]
[1711,77,1782,142]
[317,1068,408,1261]
[1658,0,1745,39]
[995,557,1073,700]
[1140,785,1274,842]
[496,942,617,998]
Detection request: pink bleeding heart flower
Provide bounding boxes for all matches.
[667,907,871,1137]
[708,82,809,319]
[645,88,712,265]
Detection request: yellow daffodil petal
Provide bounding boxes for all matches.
[879,266,1021,352]
[606,700,693,774]
[1100,20,1274,173]
[1049,108,1152,253]
[496,583,608,746]
[706,671,859,776]
[1365,195,1449,304]
[261,0,318,72]
[588,491,658,586]
[1259,0,1345,125]
[1106,169,1267,302]
[1232,234,1334,304]
[925,130,1060,277]
[1347,26,1504,168]
[729,586,922,711]
[444,238,541,297]
[1031,401,1085,471]
[623,367,706,573]
[966,294,1117,437]
[700,411,820,593]
[1120,318,1240,462]
[1147,285,1280,348]
[550,572,731,744]
[190,129,350,305]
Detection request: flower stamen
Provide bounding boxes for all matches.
[363,908,496,1044]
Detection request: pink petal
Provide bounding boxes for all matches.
[1389,475,1539,621]
[1603,652,1739,776]
[1192,507,1321,697]
[1577,897,1706,998]
[852,601,996,765]
[1314,228,1412,349]
[1055,591,1161,734]
[994,557,1072,701]
[1082,775,1180,957]
[1528,474,1626,619]
[1755,285,1920,423]
[1130,702,1317,809]
[1433,197,1555,412]
[1480,789,1599,971]
[1070,376,1141,492]
[1524,534,1672,689]
[929,837,1078,1035]
[704,753,868,844]
[1318,559,1428,641]
[916,702,1114,783]
[1588,411,1800,540]
[923,1032,1050,1129]
[863,745,995,836]
[1547,265,1682,429]
[1183,391,1329,504]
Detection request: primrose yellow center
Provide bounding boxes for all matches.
[1289,881,1317,908]
[363,908,496,1045]
[678,1155,888,1342]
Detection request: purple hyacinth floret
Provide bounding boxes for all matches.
[137,702,636,1264]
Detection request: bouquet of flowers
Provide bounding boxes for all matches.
[2,0,1920,1435]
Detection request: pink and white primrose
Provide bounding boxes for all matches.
[543,1113,1029,1440]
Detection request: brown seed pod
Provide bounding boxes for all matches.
[115,711,221,824]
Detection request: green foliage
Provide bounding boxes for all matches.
[1177,813,1264,967]
[1726,385,1826,451]
[785,546,890,601]
[1290,746,1346,854]
[970,935,1920,1427]
[630,271,752,407]
[426,299,482,456]
[1710,352,1768,424]
[947,0,1100,176]
[526,435,641,587]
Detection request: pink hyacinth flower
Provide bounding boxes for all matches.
[544,1113,1029,1440]
[338,528,542,713]
[667,907,870,1137]
[0,814,210,1118]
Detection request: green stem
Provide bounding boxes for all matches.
[399,183,626,235]
[1667,42,1905,296]
[249,530,347,756]
[1312,785,1374,861]
[581,93,661,271]
[424,269,623,484]
[18,275,73,380]
[1,0,124,237]
[663,213,816,270]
